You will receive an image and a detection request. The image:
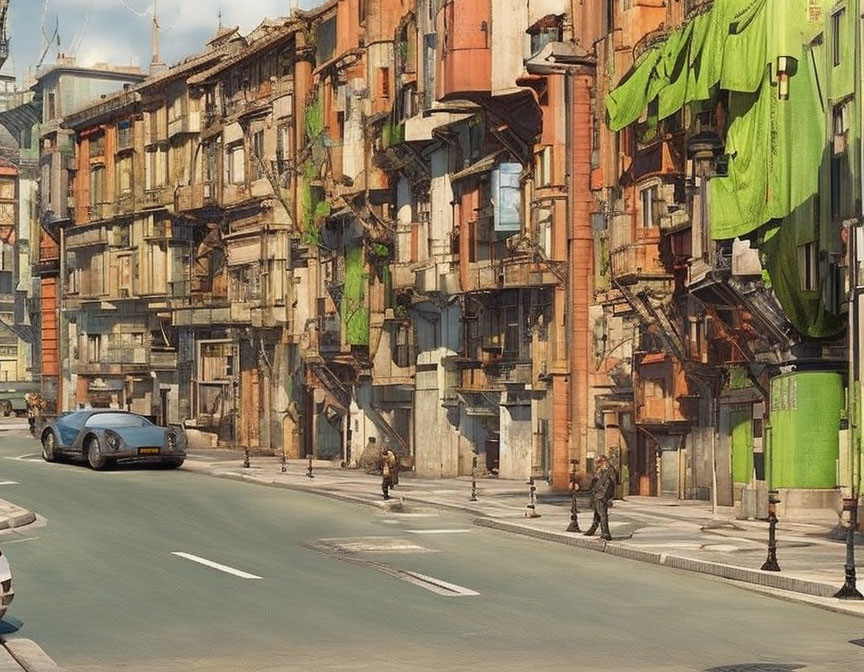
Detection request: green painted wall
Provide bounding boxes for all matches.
[769,371,843,489]
[730,409,753,485]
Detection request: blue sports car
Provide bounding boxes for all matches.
[40,410,186,470]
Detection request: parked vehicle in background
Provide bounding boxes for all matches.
[40,410,186,470]
[0,548,12,621]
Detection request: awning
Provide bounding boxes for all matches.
[0,100,40,137]
[450,151,505,184]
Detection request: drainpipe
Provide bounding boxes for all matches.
[564,69,575,483]
[58,224,66,412]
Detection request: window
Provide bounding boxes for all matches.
[250,130,265,181]
[640,185,659,227]
[833,102,849,155]
[227,144,245,185]
[117,120,133,150]
[90,166,105,210]
[200,342,235,381]
[85,413,152,428]
[797,242,818,292]
[116,155,133,194]
[46,91,56,121]
[146,148,167,189]
[833,8,845,67]
[87,334,102,363]
[394,324,410,368]
[535,147,552,187]
[276,123,292,175]
[379,68,390,99]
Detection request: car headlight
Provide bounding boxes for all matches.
[167,431,177,451]
[105,431,120,451]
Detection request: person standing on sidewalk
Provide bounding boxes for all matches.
[380,445,397,500]
[584,455,615,540]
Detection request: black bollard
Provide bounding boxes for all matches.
[567,458,581,532]
[761,490,781,572]
[281,446,287,474]
[834,496,864,599]
[306,453,314,479]
[525,476,541,518]
[243,446,251,469]
[470,454,478,502]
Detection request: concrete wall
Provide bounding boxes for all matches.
[498,401,532,479]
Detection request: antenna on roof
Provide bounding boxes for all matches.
[218,5,223,30]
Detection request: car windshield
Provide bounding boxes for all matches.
[84,413,152,428]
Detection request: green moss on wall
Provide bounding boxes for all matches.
[343,244,370,346]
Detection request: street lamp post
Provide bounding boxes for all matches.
[761,489,781,572]
[525,476,540,518]
[567,458,581,532]
[469,453,478,502]
[837,218,864,598]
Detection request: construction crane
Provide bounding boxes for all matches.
[0,0,9,71]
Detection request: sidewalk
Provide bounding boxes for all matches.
[182,449,864,617]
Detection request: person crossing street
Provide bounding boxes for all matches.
[380,445,398,500]
[584,454,615,540]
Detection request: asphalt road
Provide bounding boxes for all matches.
[0,430,863,671]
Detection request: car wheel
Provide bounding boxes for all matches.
[161,459,184,469]
[41,431,56,463]
[86,437,107,471]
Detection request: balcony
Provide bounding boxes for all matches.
[436,0,491,102]
[141,188,173,210]
[609,242,670,285]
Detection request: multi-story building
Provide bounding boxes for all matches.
[38,0,864,517]
[0,57,147,413]
[594,0,861,513]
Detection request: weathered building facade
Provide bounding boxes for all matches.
[37,0,864,514]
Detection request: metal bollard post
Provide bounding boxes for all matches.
[525,476,541,518]
[834,496,864,599]
[306,453,314,479]
[470,454,478,502]
[567,458,581,532]
[281,445,287,474]
[242,446,251,469]
[761,490,781,572]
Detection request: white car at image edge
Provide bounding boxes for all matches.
[0,548,12,620]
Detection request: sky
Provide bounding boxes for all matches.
[7,0,318,83]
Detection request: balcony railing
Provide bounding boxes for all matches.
[609,242,670,285]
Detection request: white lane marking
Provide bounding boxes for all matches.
[406,529,471,535]
[400,571,480,597]
[0,481,19,485]
[172,552,263,579]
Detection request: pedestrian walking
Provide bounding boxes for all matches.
[584,454,615,540]
[380,445,397,500]
[25,393,40,437]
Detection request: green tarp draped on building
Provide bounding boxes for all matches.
[605,0,824,241]
[605,0,848,338]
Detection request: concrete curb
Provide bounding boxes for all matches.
[474,518,841,598]
[1,639,65,672]
[0,504,36,532]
